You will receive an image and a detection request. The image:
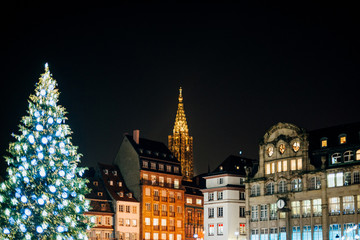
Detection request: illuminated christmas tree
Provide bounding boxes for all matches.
[0,64,92,240]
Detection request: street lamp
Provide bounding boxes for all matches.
[193,233,198,239]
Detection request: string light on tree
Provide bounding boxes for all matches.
[0,63,93,239]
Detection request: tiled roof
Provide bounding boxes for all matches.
[125,135,179,163]
[208,155,256,176]
[98,163,138,202]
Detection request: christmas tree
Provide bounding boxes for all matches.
[0,63,92,240]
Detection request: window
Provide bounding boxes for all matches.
[176,193,182,200]
[343,196,355,214]
[270,203,277,220]
[313,225,322,240]
[312,199,322,217]
[355,172,360,184]
[251,184,260,196]
[260,228,268,240]
[208,193,214,201]
[186,198,192,204]
[270,228,278,240]
[302,200,311,218]
[176,234,181,240]
[271,162,275,174]
[142,161,148,168]
[291,179,302,192]
[145,218,150,225]
[330,224,341,240]
[218,207,223,217]
[217,191,223,200]
[145,203,151,211]
[260,205,268,221]
[291,159,297,171]
[321,138,327,148]
[153,218,159,226]
[279,228,286,240]
[153,233,159,240]
[166,165,172,172]
[208,208,214,218]
[240,223,246,234]
[292,226,300,240]
[217,223,224,235]
[208,224,214,236]
[177,220,181,228]
[174,167,179,173]
[282,160,288,171]
[174,179,179,189]
[119,205,124,212]
[132,206,137,213]
[344,151,354,162]
[240,177,245,185]
[97,192,103,196]
[196,199,202,205]
[218,178,224,184]
[251,205,259,221]
[297,158,302,170]
[240,192,245,200]
[332,153,341,164]
[125,218,130,226]
[277,161,282,172]
[344,223,356,239]
[291,201,300,218]
[340,135,347,144]
[145,187,150,196]
[93,181,98,186]
[327,172,344,187]
[266,182,275,195]
[309,176,321,190]
[161,219,167,226]
[240,207,245,217]
[159,176,164,186]
[104,169,109,175]
[118,181,122,187]
[329,197,340,215]
[251,229,259,240]
[278,180,287,193]
[303,226,311,240]
[158,164,164,171]
[357,150,360,160]
[126,205,130,213]
[344,172,351,185]
[266,163,271,175]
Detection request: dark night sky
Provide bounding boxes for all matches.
[1,2,359,177]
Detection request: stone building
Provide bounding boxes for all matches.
[202,155,254,240]
[114,131,185,240]
[246,122,360,240]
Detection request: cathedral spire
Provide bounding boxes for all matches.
[169,87,194,181]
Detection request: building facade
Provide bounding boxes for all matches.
[202,155,253,240]
[98,163,140,240]
[168,87,194,181]
[246,122,360,240]
[114,131,185,240]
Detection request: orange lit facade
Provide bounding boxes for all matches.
[115,132,185,240]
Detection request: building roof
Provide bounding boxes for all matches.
[125,135,180,163]
[182,174,206,196]
[98,163,138,202]
[84,168,114,214]
[207,155,256,177]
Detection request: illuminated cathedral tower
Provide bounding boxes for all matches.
[168,87,194,181]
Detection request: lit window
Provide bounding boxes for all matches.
[327,173,343,187]
[159,164,164,171]
[109,180,113,186]
[145,218,150,225]
[309,176,321,190]
[329,197,340,215]
[186,198,192,204]
[312,199,322,217]
[196,199,202,205]
[331,153,341,164]
[292,227,301,240]
[266,163,271,175]
[113,170,117,176]
[277,161,282,172]
[297,159,302,170]
[343,196,355,214]
[302,200,311,218]
[239,224,246,234]
[166,165,172,172]
[340,135,347,144]
[357,150,360,160]
[344,151,354,162]
[151,162,157,170]
[271,162,275,174]
[266,182,275,195]
[321,139,328,148]
[104,169,109,175]
[282,160,288,171]
[278,180,287,193]
[291,201,300,218]
[145,188,150,196]
[208,224,215,236]
[174,179,179,189]
[291,179,302,192]
[142,161,148,168]
[174,167,179,173]
[217,223,224,235]
[291,159,297,171]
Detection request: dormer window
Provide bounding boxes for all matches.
[159,164,164,171]
[113,171,117,176]
[142,161,148,168]
[166,165,172,172]
[104,169,109,175]
[97,192,103,196]
[101,204,106,209]
[339,134,347,144]
[219,166,223,171]
[150,162,157,170]
[321,138,328,148]
[93,181,98,186]
[174,167,179,173]
[109,180,113,186]
[127,193,132,198]
[162,153,167,158]
[118,181,122,187]
[119,192,124,197]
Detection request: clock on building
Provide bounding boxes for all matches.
[277,199,286,209]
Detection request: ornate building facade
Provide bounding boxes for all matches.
[168,88,194,181]
[246,122,360,240]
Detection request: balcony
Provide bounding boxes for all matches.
[161,211,168,216]
[153,210,159,216]
[153,225,159,230]
[153,196,159,201]
[313,212,322,217]
[329,211,340,216]
[169,226,175,231]
[161,197,167,202]
[161,226,167,231]
[302,213,311,218]
[169,212,175,217]
[169,197,175,203]
[343,210,355,215]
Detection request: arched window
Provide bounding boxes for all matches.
[251,184,260,197]
[331,153,341,164]
[278,180,287,193]
[308,177,321,190]
[343,151,354,162]
[265,182,275,195]
[291,178,302,192]
[356,149,360,160]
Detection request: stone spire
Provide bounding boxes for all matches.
[168,87,194,181]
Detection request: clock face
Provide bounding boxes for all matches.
[267,146,274,157]
[279,144,285,154]
[292,141,300,152]
[277,199,285,209]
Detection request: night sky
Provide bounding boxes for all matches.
[1,2,359,177]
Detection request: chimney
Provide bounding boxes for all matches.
[133,130,140,144]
